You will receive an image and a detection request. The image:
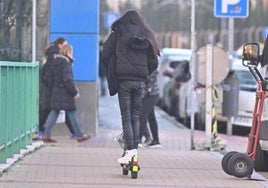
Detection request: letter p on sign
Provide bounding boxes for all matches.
[222,0,241,13]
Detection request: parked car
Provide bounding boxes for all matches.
[176,81,205,129]
[186,65,256,130]
[214,43,263,129]
[215,68,257,127]
[157,48,192,109]
[161,60,191,116]
[175,44,261,131]
[158,45,260,132]
[189,57,258,131]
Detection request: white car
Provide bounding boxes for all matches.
[176,45,260,131]
[214,44,262,129]
[157,48,192,109]
[215,68,257,127]
[190,58,258,131]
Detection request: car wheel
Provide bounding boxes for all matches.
[175,114,190,128]
[169,96,178,116]
[157,98,166,110]
[195,113,205,130]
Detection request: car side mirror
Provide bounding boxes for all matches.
[242,43,260,67]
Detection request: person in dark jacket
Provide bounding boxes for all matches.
[42,44,90,143]
[102,10,159,164]
[262,35,268,68]
[39,37,75,139]
[99,41,107,96]
[139,70,162,148]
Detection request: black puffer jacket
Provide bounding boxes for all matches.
[50,54,78,111]
[40,45,59,110]
[102,25,158,82]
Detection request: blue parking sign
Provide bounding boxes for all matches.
[214,0,249,18]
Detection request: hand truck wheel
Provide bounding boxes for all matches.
[228,152,254,178]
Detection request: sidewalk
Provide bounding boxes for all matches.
[0,95,267,187]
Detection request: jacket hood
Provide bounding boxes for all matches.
[129,36,150,50]
[54,54,73,65]
[112,21,159,56]
[112,23,149,50]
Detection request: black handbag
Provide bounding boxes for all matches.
[106,54,118,96]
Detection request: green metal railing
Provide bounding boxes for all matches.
[0,61,39,163]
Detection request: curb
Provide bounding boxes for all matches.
[0,141,44,173]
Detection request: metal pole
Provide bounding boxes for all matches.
[228,18,234,64]
[32,0,36,62]
[190,0,196,150]
[227,18,234,133]
[205,44,213,148]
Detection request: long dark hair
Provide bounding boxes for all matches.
[112,10,160,57]
[54,37,66,47]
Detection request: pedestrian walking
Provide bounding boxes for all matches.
[138,125,152,148]
[139,70,162,148]
[39,37,75,139]
[141,125,152,145]
[99,41,107,96]
[102,10,160,164]
[42,44,90,143]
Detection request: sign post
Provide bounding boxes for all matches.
[213,0,249,139]
[214,0,249,56]
[214,0,249,76]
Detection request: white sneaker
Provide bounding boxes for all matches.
[117,149,138,164]
[138,143,144,148]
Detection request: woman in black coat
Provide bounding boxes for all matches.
[39,37,75,139]
[42,44,90,143]
[102,10,159,164]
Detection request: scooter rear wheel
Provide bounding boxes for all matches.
[131,171,138,179]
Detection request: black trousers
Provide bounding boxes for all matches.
[139,94,160,142]
[118,80,145,150]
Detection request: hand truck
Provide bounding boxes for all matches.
[221,42,268,178]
